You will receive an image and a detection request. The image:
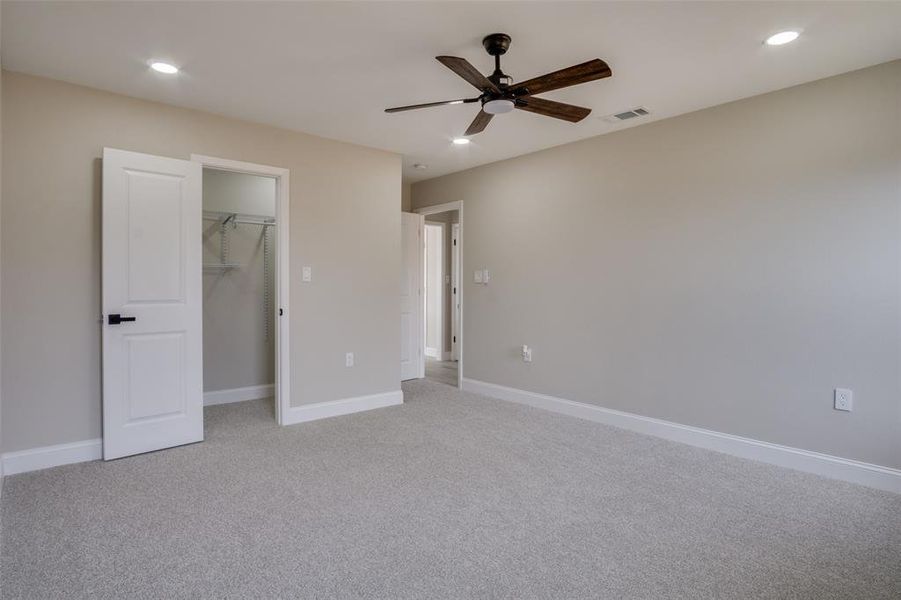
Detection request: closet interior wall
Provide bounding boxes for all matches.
[202,169,276,395]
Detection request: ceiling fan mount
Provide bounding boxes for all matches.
[482,33,511,57]
[385,33,612,136]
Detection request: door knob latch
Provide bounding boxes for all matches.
[108,314,137,325]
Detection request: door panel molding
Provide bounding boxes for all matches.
[401,212,424,381]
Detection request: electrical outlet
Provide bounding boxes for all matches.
[345,352,354,368]
[834,388,853,412]
[522,345,532,362]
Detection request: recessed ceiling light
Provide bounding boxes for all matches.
[765,31,800,46]
[413,163,428,170]
[150,61,179,74]
[452,138,470,145]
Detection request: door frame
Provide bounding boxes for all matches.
[191,154,291,425]
[423,221,445,360]
[415,201,463,389]
[451,222,460,361]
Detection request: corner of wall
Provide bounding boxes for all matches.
[401,180,412,212]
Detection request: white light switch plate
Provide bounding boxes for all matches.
[522,345,532,362]
[302,266,312,282]
[834,388,853,412]
[474,270,483,283]
[482,269,490,283]
[346,352,354,367]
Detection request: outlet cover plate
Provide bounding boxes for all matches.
[834,388,853,412]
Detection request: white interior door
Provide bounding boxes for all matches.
[102,148,203,460]
[401,212,424,381]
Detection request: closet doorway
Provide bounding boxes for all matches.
[193,155,290,425]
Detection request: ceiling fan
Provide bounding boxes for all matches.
[385,33,612,136]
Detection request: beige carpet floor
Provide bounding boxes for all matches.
[2,379,900,599]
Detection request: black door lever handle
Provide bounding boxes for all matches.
[108,314,137,325]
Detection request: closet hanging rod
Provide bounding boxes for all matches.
[203,213,275,227]
[234,218,275,227]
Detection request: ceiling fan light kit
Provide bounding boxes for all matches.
[483,98,515,114]
[385,33,612,136]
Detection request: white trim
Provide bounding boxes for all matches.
[2,439,103,476]
[415,201,464,389]
[204,384,275,407]
[450,222,460,362]
[282,390,403,425]
[424,347,440,359]
[416,201,462,216]
[463,378,901,494]
[191,155,291,426]
[3,389,402,475]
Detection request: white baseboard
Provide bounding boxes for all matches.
[204,383,274,406]
[1,389,402,476]
[463,378,901,494]
[283,390,403,425]
[2,438,103,476]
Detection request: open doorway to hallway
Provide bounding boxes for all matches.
[422,208,460,387]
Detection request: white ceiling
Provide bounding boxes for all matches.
[3,2,900,182]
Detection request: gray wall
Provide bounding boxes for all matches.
[413,60,901,469]
[401,181,412,212]
[202,171,276,392]
[1,70,401,453]
[203,170,276,218]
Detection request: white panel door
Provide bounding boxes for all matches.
[102,148,203,460]
[401,212,424,381]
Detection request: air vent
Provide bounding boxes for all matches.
[602,107,651,123]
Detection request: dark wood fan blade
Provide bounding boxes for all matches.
[385,98,480,113]
[515,97,591,122]
[436,56,500,93]
[514,59,611,96]
[464,110,493,135]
